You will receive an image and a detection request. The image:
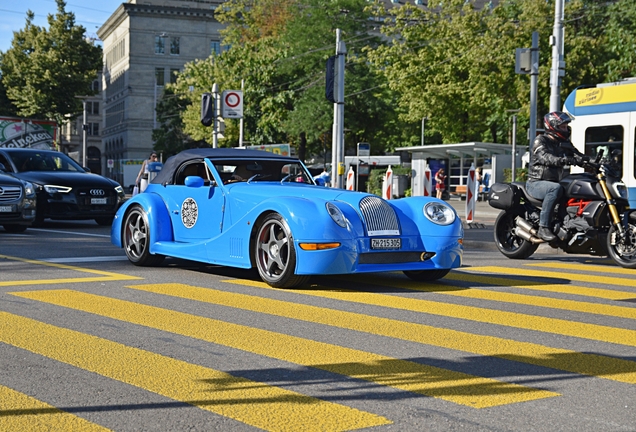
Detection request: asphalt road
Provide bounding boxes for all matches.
[1,216,635,431]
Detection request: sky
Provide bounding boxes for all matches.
[0,0,125,53]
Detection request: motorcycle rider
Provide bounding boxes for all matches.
[526,111,589,242]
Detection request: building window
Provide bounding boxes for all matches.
[170,37,180,55]
[170,68,179,84]
[89,101,99,115]
[87,123,100,136]
[210,41,221,55]
[92,80,100,92]
[155,68,165,86]
[155,36,165,54]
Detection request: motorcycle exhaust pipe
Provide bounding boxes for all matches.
[514,217,545,244]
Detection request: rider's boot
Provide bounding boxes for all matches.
[537,226,556,242]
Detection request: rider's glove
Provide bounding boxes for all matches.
[572,154,590,166]
[561,156,577,166]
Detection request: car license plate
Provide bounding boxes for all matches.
[0,205,13,212]
[371,238,401,250]
[91,198,108,205]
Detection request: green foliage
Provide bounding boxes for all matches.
[503,168,527,183]
[366,165,411,196]
[0,0,102,128]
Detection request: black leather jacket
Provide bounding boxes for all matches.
[527,134,583,182]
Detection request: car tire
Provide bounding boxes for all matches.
[403,269,450,282]
[95,216,114,226]
[254,213,310,288]
[122,205,164,266]
[3,224,28,233]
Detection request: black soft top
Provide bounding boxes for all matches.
[152,147,298,185]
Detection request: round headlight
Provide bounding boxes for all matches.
[423,202,456,225]
[326,202,347,228]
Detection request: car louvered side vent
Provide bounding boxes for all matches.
[359,196,400,236]
[0,186,22,202]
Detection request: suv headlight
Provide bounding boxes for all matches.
[423,202,456,225]
[23,181,36,197]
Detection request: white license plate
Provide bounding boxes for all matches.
[91,198,108,205]
[0,205,12,212]
[371,238,401,250]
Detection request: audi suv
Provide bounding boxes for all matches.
[0,148,125,225]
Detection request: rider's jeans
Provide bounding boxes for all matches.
[526,180,563,227]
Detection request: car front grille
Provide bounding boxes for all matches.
[0,186,22,202]
[359,196,400,236]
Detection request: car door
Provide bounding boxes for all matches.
[163,161,225,241]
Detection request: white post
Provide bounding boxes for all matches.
[212,82,218,148]
[549,0,565,111]
[465,163,476,224]
[82,100,88,166]
[239,79,244,147]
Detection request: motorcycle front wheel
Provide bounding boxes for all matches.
[607,214,636,269]
[493,210,539,259]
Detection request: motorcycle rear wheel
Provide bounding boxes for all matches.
[493,210,539,259]
[607,214,636,269]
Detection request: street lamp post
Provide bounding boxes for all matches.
[421,117,428,146]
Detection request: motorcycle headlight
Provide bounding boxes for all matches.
[43,185,72,194]
[613,182,629,200]
[326,202,347,228]
[424,202,456,225]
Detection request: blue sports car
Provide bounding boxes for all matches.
[111,148,463,288]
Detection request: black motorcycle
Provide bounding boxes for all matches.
[487,150,636,268]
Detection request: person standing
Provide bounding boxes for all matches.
[526,111,589,241]
[136,152,158,193]
[435,168,446,199]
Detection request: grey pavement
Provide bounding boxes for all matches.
[447,198,500,251]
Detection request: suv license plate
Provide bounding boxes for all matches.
[91,198,108,205]
[371,238,401,250]
[0,205,13,212]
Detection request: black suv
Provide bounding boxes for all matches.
[0,162,37,232]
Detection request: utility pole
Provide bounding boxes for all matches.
[330,29,346,188]
[82,100,88,167]
[212,83,218,148]
[421,117,428,146]
[549,0,565,111]
[529,31,539,148]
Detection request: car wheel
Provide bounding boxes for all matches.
[403,269,450,282]
[3,224,28,233]
[255,213,310,288]
[95,216,114,226]
[123,205,164,266]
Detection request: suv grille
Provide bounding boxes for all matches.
[359,196,400,236]
[0,186,22,202]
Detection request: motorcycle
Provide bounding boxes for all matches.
[487,150,636,268]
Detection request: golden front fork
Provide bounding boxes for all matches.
[598,175,623,230]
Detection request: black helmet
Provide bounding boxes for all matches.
[544,111,572,141]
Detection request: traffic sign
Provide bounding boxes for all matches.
[221,90,243,118]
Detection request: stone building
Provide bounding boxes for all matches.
[96,0,225,188]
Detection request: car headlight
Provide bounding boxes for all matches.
[423,202,456,225]
[43,185,73,194]
[115,185,124,194]
[326,202,347,228]
[23,181,36,197]
[613,182,628,200]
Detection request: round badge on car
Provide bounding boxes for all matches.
[90,189,105,196]
[181,198,198,228]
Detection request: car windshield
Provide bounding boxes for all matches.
[9,150,85,173]
[211,159,314,184]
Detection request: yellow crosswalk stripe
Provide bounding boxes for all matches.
[351,274,636,320]
[0,312,390,431]
[10,289,558,409]
[447,271,635,301]
[526,262,636,275]
[211,279,636,385]
[467,266,636,288]
[0,385,110,431]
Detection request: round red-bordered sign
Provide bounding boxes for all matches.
[224,92,241,108]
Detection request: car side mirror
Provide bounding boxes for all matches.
[185,176,204,188]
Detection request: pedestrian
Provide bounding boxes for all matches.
[526,111,589,241]
[136,152,158,193]
[435,168,446,199]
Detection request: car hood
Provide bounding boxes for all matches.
[0,172,24,186]
[13,171,119,188]
[226,182,373,207]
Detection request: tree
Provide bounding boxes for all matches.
[0,0,102,127]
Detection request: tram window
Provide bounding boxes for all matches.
[584,125,623,175]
